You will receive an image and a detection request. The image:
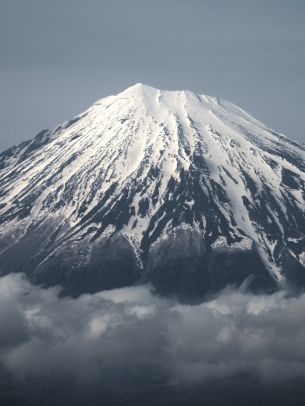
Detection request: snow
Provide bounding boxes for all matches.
[212,236,254,251]
[300,252,305,267]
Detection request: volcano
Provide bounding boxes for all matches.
[1,83,305,300]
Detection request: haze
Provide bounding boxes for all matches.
[0,0,304,151]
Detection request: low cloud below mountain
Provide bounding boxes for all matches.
[1,273,305,405]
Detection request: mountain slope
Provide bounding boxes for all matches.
[0,83,305,300]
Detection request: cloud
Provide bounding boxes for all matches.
[0,273,305,404]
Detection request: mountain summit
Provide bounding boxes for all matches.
[0,84,305,300]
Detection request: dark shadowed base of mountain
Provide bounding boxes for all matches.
[1,223,303,302]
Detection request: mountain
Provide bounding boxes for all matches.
[0,83,305,301]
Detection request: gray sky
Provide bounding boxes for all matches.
[0,0,304,152]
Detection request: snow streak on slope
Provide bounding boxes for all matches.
[0,83,305,295]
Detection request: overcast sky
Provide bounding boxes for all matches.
[0,0,304,152]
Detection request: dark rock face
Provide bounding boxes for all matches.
[278,247,305,293]
[145,227,210,302]
[31,233,142,297]
[207,247,277,294]
[143,227,277,302]
[0,217,65,275]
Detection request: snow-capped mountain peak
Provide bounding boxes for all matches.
[0,84,304,299]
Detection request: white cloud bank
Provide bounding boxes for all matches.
[1,273,305,405]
